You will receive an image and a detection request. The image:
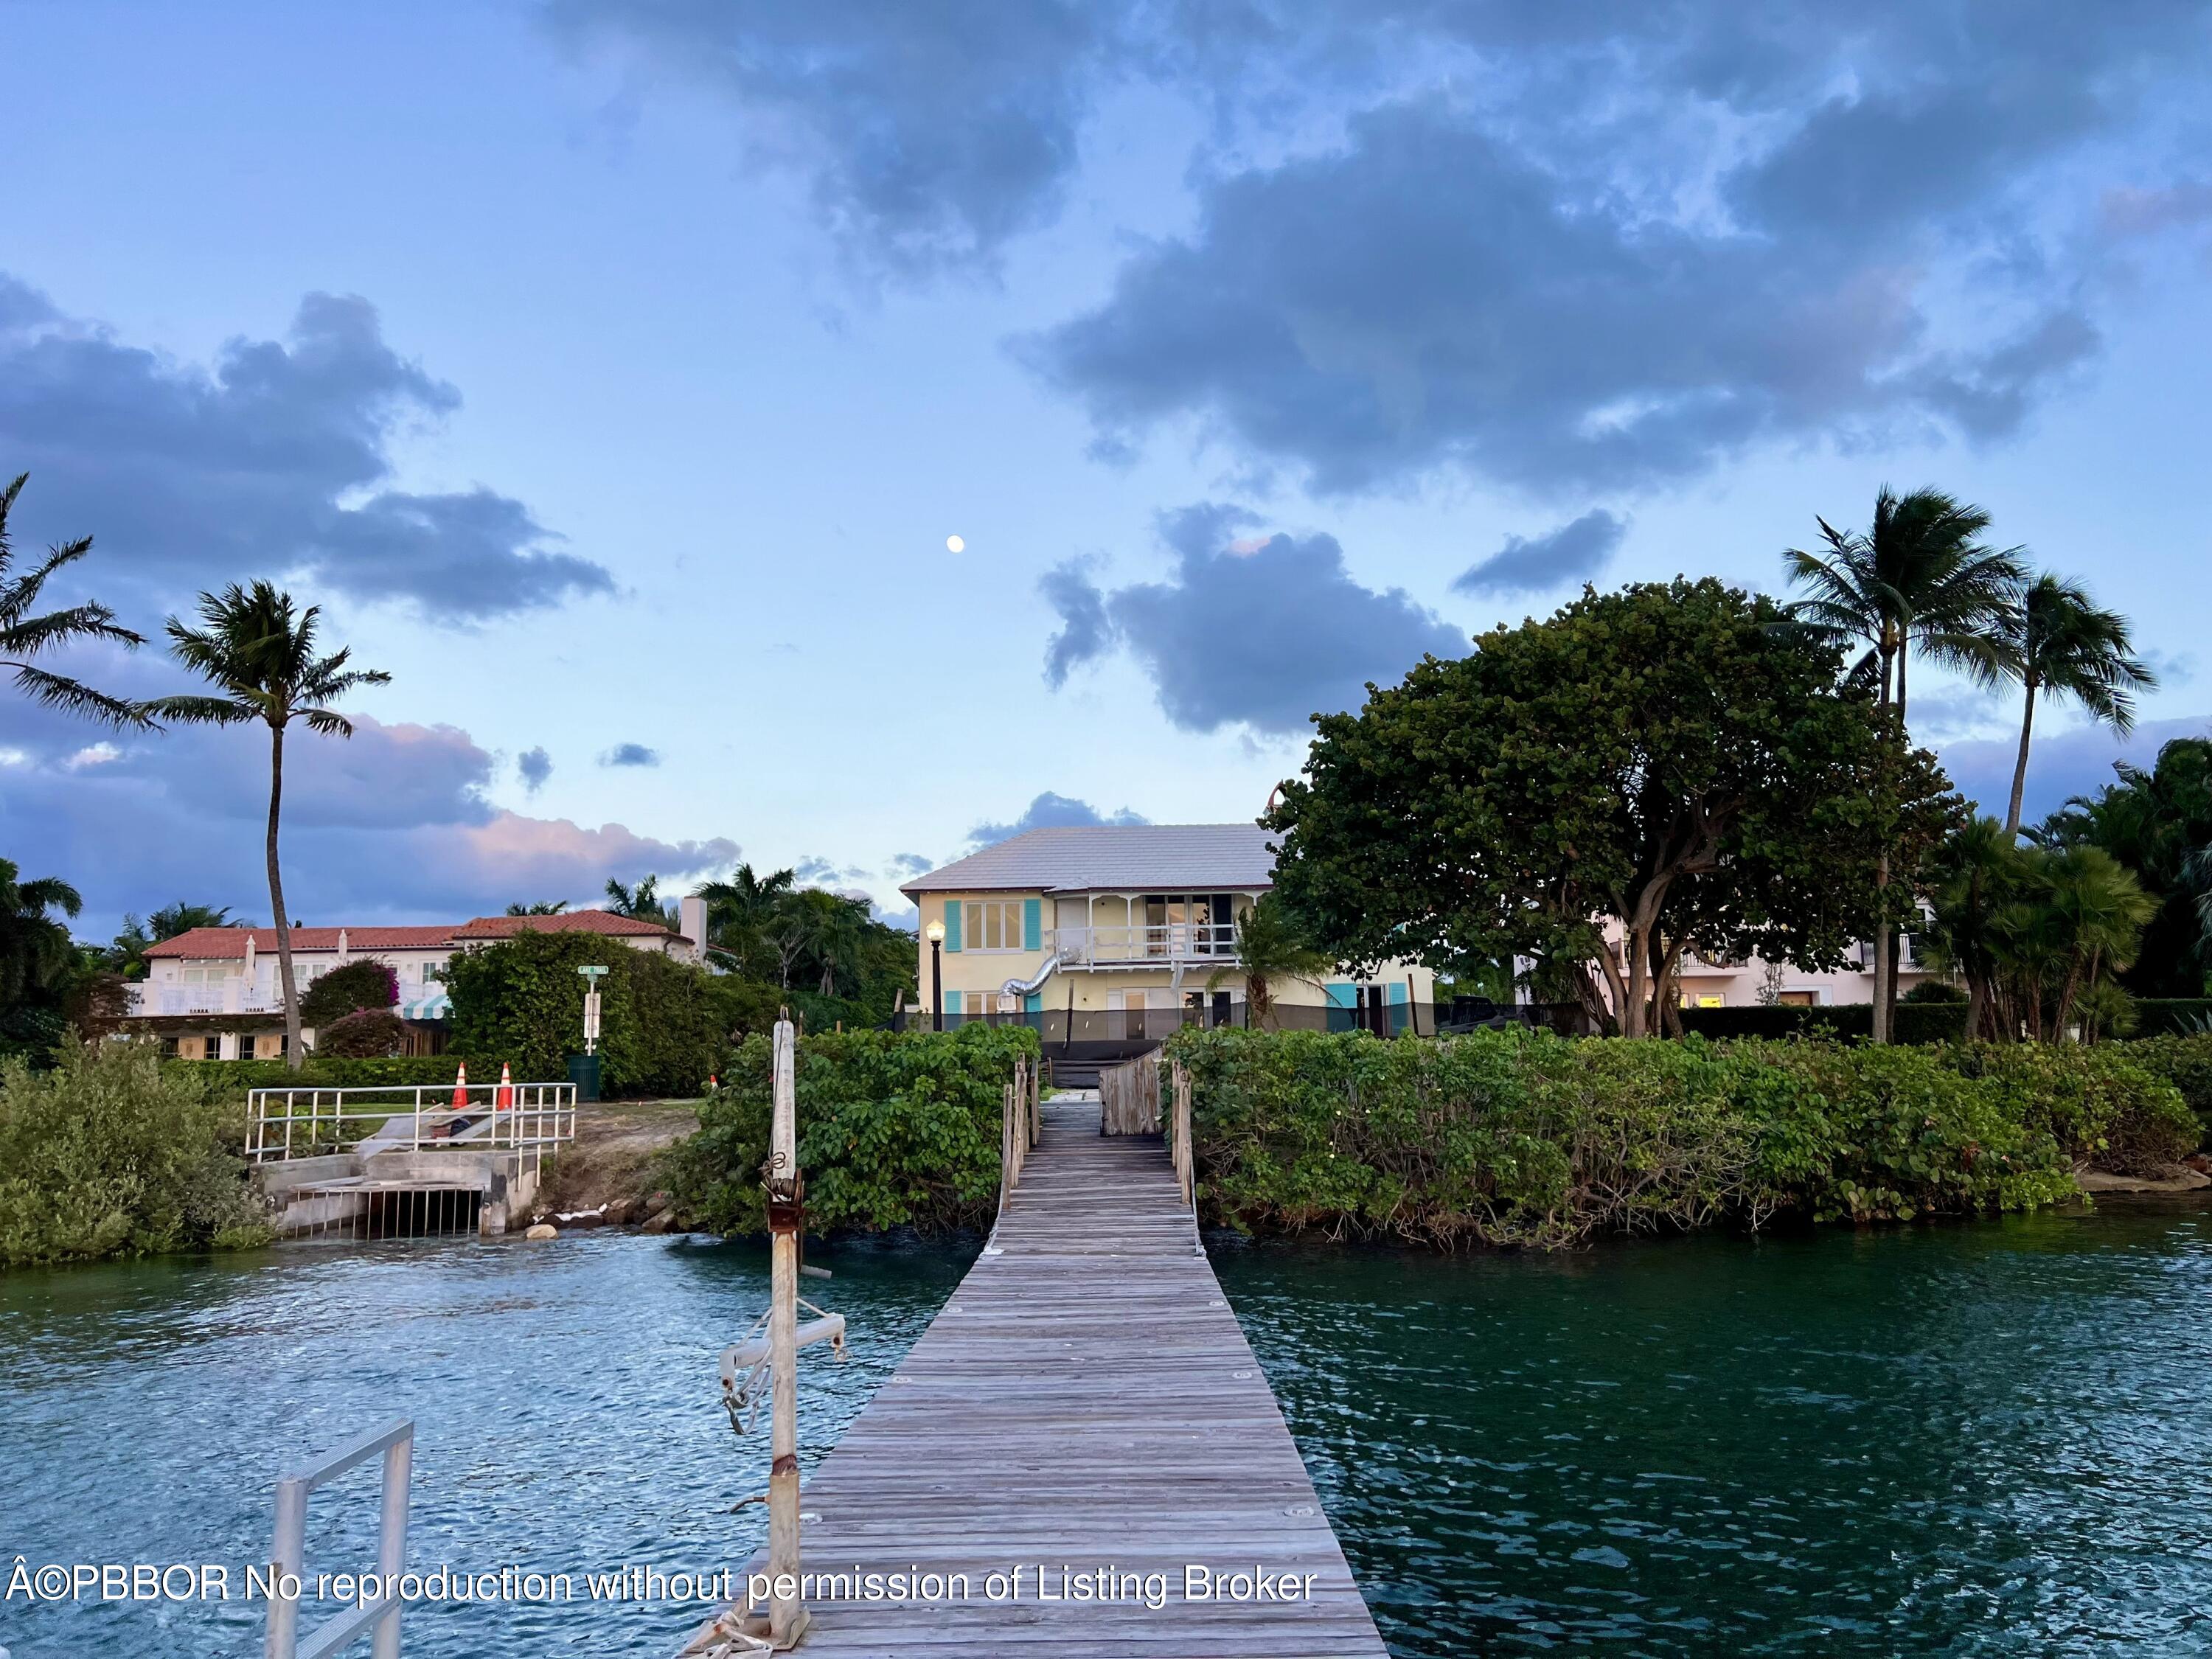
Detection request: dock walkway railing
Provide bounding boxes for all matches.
[264,1417,413,1659]
[246,1083,577,1186]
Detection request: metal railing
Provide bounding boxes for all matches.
[1048,922,1239,964]
[247,1083,577,1184]
[265,1418,412,1659]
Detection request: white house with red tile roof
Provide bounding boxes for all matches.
[127,904,702,1060]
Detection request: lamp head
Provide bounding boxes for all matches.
[924,919,946,945]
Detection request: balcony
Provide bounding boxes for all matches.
[128,981,288,1018]
[1048,923,1238,966]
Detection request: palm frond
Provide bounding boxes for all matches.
[4,662,159,729]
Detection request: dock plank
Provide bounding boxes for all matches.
[687,1094,1388,1658]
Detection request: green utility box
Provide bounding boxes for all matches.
[566,1052,602,1102]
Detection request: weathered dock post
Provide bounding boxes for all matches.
[763,1013,807,1648]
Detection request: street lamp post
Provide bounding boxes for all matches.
[924,919,945,1032]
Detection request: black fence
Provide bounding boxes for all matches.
[891,998,1587,1043]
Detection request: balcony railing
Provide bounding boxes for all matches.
[1048,923,1238,964]
[129,982,288,1017]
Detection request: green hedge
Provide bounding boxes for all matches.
[2132,1000,2212,1037]
[174,1055,475,1096]
[665,1025,1038,1237]
[1164,1027,2199,1248]
[1675,1002,1969,1044]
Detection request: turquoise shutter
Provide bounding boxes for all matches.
[1025,991,1043,1014]
[944,900,962,952]
[1023,898,1042,952]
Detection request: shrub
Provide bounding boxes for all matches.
[298,957,399,1027]
[1902,981,1967,1003]
[317,1008,407,1057]
[1,1040,271,1267]
[2121,1034,2212,1127]
[665,1024,1037,1237]
[1163,1026,2199,1248]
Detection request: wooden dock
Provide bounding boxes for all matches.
[694,1093,1389,1657]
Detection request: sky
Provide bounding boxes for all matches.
[4,1,2209,937]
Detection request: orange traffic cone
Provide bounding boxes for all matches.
[451,1061,469,1108]
[496,1061,514,1110]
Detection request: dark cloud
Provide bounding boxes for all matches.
[543,0,1125,278]
[0,674,735,931]
[1938,714,2212,826]
[969,791,1148,846]
[1040,556,1113,691]
[886,852,934,879]
[599,742,660,768]
[0,275,612,617]
[517,746,553,793]
[1013,6,2205,493]
[1043,503,1464,734]
[1453,509,1626,599]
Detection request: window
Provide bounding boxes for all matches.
[962,900,1025,953]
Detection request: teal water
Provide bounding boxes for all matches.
[4,1203,2210,1656]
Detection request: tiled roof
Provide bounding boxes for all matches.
[900,824,1278,896]
[143,909,688,959]
[453,909,687,942]
[145,926,456,959]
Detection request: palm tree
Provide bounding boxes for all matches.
[108,902,240,978]
[1206,894,1333,1029]
[1784,484,2025,1040]
[505,900,569,916]
[0,858,81,1006]
[1981,574,2156,838]
[696,864,796,976]
[1,473,150,727]
[1918,818,2028,1040]
[605,874,677,929]
[2037,845,2156,1040]
[144,583,390,1070]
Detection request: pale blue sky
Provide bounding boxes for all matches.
[4,1,2208,932]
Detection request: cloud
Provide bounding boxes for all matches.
[794,855,870,885]
[886,852,933,879]
[0,681,734,931]
[599,742,660,768]
[1042,502,1464,734]
[542,0,1131,278]
[0,274,612,618]
[1938,714,2212,827]
[969,791,1147,846]
[1010,4,2205,494]
[517,746,553,793]
[1453,509,1626,599]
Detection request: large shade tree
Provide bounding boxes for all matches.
[145,583,390,1070]
[1267,578,1955,1037]
[1982,574,2155,837]
[1,472,148,727]
[1782,484,2024,1040]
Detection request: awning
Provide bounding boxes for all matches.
[398,993,451,1021]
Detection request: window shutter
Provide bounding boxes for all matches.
[944,900,962,952]
[1023,897,1042,952]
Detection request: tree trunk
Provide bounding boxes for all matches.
[1622,925,1651,1038]
[267,722,303,1071]
[2004,679,2038,838]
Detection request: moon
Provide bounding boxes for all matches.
[945,534,965,553]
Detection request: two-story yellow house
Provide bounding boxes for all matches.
[899,824,1434,1059]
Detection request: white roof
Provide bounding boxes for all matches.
[900,824,1277,897]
